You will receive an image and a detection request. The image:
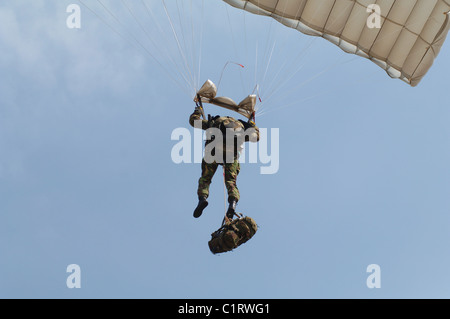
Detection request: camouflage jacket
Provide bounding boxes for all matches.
[189,109,260,161]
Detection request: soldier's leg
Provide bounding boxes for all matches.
[194,159,218,218]
[223,160,240,202]
[197,159,219,199]
[224,160,240,218]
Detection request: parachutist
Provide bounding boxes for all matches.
[189,107,259,219]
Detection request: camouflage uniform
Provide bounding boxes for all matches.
[189,109,259,203]
[198,159,241,201]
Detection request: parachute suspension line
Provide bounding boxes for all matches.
[259,40,276,97]
[175,0,196,93]
[249,84,263,119]
[181,0,203,95]
[189,0,198,92]
[217,61,245,92]
[96,0,122,25]
[258,3,318,109]
[78,0,127,44]
[171,0,198,95]
[258,18,278,96]
[242,6,250,93]
[260,38,316,106]
[245,0,307,116]
[225,4,247,96]
[254,42,259,93]
[251,84,263,104]
[278,56,355,104]
[77,0,190,97]
[120,0,192,92]
[256,94,320,118]
[256,0,355,115]
[197,0,205,92]
[162,0,197,96]
[256,3,376,116]
[257,57,378,117]
[249,4,282,115]
[139,0,192,92]
[187,0,204,93]
[252,0,291,113]
[257,56,360,117]
[262,1,367,106]
[259,0,358,113]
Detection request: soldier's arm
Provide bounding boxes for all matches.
[247,124,260,142]
[240,120,260,142]
[189,108,209,130]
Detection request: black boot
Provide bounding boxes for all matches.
[226,198,238,220]
[193,196,208,218]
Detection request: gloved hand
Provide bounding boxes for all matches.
[194,106,202,114]
[248,120,255,127]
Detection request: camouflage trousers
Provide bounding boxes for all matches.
[197,159,240,202]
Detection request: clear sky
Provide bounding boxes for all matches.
[1,0,450,299]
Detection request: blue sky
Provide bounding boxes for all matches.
[1,0,450,299]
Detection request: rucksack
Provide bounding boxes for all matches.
[208,216,258,254]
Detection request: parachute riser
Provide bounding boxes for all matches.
[195,94,206,120]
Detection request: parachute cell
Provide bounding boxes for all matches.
[222,0,450,86]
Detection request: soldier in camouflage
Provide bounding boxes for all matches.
[189,107,260,219]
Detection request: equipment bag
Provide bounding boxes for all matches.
[208,216,258,254]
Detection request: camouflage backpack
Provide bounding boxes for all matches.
[208,215,258,254]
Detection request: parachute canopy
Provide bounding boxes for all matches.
[223,0,450,86]
[196,79,256,120]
